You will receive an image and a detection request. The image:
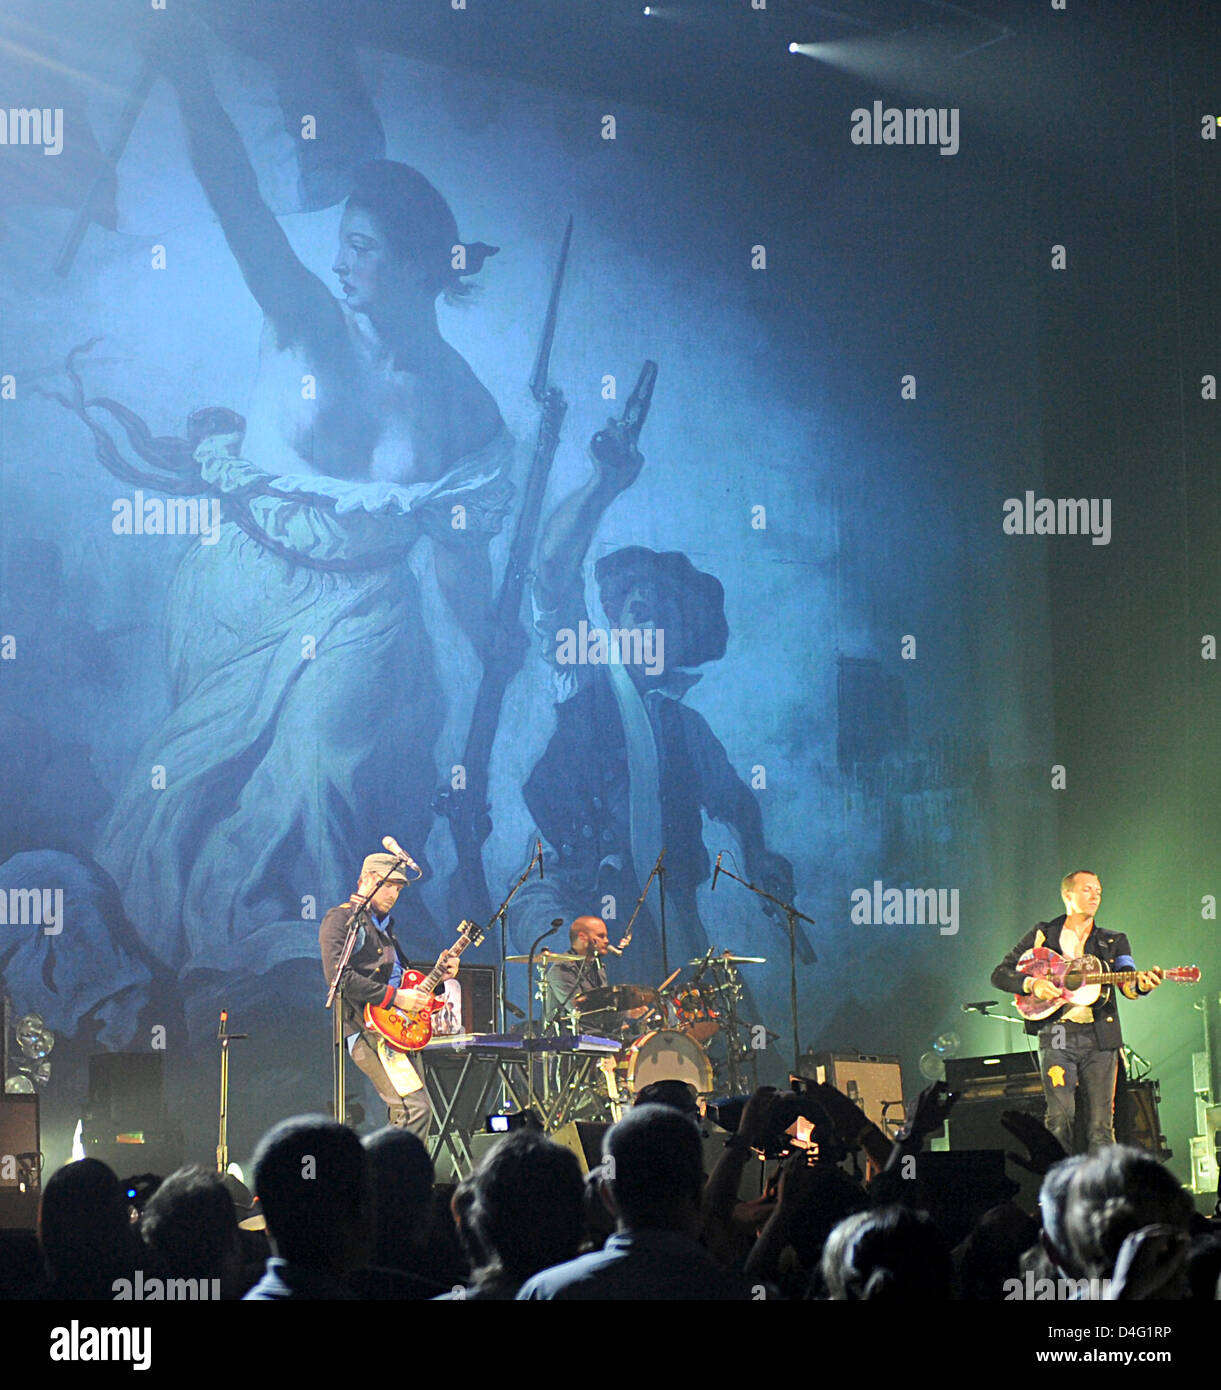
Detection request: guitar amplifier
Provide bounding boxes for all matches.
[0,1094,40,1229]
[407,962,496,1038]
[798,1051,905,1134]
[944,1051,1043,1101]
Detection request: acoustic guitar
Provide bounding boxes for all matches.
[1014,946,1199,1021]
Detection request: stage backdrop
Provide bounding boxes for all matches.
[6,1,1177,1172]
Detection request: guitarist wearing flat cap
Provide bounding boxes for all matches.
[320,853,459,1140]
[991,871,1163,1154]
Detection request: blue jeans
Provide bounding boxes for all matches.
[1038,1025,1118,1153]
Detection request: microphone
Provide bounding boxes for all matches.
[606,942,623,956]
[550,917,564,928]
[961,1000,996,1014]
[711,852,723,892]
[382,835,422,877]
[537,839,544,879]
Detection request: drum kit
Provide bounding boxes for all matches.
[510,947,768,1120]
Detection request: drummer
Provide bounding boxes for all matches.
[542,916,613,1027]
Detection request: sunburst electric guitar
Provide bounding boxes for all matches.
[1014,946,1199,1021]
[364,920,484,1052]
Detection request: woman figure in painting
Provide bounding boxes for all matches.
[93,29,514,989]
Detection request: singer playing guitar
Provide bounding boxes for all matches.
[319,851,459,1140]
[990,870,1162,1153]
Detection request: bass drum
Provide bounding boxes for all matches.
[621,1029,714,1097]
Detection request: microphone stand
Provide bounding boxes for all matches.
[526,919,563,1114]
[487,842,545,1033]
[325,855,423,1126]
[967,1000,1034,1050]
[215,1010,248,1175]
[617,847,666,965]
[714,862,816,1073]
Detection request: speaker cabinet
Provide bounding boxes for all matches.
[947,1077,1169,1210]
[551,1120,606,1175]
[0,1095,40,1229]
[798,1051,905,1135]
[408,963,497,1037]
[1114,1080,1170,1160]
[87,1052,166,1128]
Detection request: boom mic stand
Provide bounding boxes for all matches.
[617,847,666,966]
[713,860,816,1073]
[489,841,545,1033]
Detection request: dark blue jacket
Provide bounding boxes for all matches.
[991,915,1139,1050]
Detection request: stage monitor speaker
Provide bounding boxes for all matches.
[896,1149,1020,1241]
[0,1093,39,1193]
[947,1078,1169,1211]
[798,1051,905,1135]
[87,1052,166,1128]
[946,1090,1043,1210]
[551,1120,609,1175]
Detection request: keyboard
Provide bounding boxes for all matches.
[420,1032,620,1055]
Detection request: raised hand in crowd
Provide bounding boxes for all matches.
[1000,1108,1067,1177]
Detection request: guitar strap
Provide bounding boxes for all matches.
[383,919,411,971]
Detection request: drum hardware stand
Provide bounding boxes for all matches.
[713,862,816,1073]
[708,959,757,1094]
[325,849,423,1126]
[215,1010,248,1175]
[524,918,565,1113]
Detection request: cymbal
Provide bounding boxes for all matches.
[505,951,585,964]
[689,954,767,965]
[576,984,660,1014]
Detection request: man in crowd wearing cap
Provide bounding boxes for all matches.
[319,853,458,1140]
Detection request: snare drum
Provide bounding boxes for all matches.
[621,1028,714,1096]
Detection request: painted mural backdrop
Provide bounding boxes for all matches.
[0,5,1051,1159]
